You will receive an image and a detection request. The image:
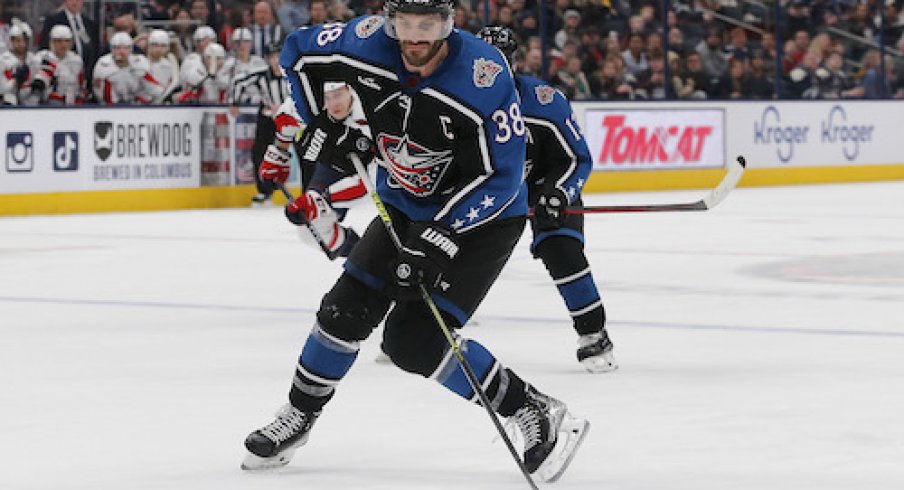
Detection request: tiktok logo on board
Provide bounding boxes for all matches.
[53,132,79,171]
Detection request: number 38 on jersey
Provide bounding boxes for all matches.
[492,102,526,143]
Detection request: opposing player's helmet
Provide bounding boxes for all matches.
[9,21,33,41]
[110,32,134,48]
[148,29,170,46]
[384,0,455,40]
[324,81,348,93]
[49,24,74,41]
[204,42,226,59]
[193,26,216,42]
[232,28,253,43]
[477,25,518,61]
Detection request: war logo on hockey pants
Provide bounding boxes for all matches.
[376,133,453,197]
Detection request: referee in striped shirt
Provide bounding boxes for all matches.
[233,41,291,206]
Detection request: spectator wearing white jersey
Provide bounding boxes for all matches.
[0,21,37,105]
[146,29,180,104]
[175,41,226,103]
[179,26,216,93]
[92,32,164,104]
[32,25,86,105]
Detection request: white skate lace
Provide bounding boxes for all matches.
[509,404,543,451]
[260,405,308,444]
[578,332,603,348]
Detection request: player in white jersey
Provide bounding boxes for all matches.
[0,22,37,105]
[220,28,268,104]
[175,42,226,103]
[146,29,179,104]
[178,26,216,95]
[259,81,369,257]
[92,32,164,104]
[32,25,85,105]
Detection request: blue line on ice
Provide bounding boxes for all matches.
[3,295,902,339]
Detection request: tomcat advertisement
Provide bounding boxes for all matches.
[582,108,726,170]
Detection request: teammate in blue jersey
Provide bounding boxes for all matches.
[241,0,589,482]
[477,26,618,373]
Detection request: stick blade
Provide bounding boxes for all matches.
[701,155,746,210]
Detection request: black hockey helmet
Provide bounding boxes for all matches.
[476,25,518,61]
[384,0,455,40]
[385,0,455,16]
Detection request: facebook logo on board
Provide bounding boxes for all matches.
[53,132,79,171]
[5,132,34,172]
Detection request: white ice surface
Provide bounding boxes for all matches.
[1,182,903,490]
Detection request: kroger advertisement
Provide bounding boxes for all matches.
[2,107,201,194]
[727,101,889,167]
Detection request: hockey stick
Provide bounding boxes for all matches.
[349,155,540,490]
[540,155,747,215]
[276,183,337,259]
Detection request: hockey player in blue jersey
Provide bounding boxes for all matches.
[477,26,617,373]
[241,0,589,483]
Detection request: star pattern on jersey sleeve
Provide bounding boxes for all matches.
[567,186,577,199]
[451,218,465,230]
[480,194,496,209]
[577,178,585,188]
[467,207,481,221]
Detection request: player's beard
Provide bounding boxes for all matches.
[400,40,444,68]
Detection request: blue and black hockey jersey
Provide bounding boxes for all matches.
[279,16,528,234]
[516,74,593,205]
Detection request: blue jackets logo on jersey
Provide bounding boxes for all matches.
[355,16,384,38]
[376,133,453,197]
[472,58,503,88]
[535,85,555,105]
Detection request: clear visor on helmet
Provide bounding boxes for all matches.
[384,11,453,42]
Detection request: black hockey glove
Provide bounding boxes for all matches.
[297,118,374,176]
[534,187,568,230]
[393,222,459,300]
[30,77,46,93]
[325,125,373,175]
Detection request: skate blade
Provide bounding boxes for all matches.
[536,415,590,483]
[581,352,618,373]
[240,448,296,471]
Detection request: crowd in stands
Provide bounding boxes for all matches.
[3,0,904,105]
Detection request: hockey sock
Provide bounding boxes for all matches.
[289,322,360,412]
[536,236,606,336]
[489,368,528,418]
[431,338,527,416]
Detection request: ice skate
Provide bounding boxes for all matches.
[509,386,590,483]
[251,193,272,208]
[577,331,618,373]
[241,404,319,470]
